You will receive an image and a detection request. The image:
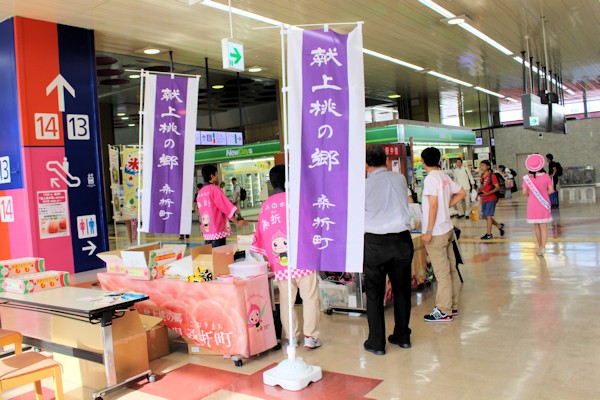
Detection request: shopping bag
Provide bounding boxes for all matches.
[470,204,479,222]
[470,189,478,203]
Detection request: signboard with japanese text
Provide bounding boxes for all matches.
[141,74,199,234]
[121,147,140,219]
[287,26,366,273]
[0,17,108,271]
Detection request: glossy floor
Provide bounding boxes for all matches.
[7,194,600,399]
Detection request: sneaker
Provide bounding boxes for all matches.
[480,233,493,240]
[499,223,505,237]
[284,338,299,348]
[536,248,546,257]
[304,336,322,349]
[451,309,459,316]
[424,307,453,322]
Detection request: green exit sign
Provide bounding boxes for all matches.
[221,38,244,72]
[529,116,539,126]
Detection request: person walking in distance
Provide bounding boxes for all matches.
[478,160,505,240]
[452,158,474,218]
[523,154,554,256]
[231,177,243,219]
[363,145,414,355]
[546,153,561,209]
[420,147,466,322]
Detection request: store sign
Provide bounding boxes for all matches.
[194,140,280,164]
[221,38,244,72]
[287,25,365,273]
[196,130,243,146]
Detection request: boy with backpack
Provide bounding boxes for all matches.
[478,160,505,240]
[546,154,562,208]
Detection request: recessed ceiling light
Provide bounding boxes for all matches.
[121,116,129,120]
[117,112,125,117]
[248,67,262,73]
[388,94,401,99]
[143,48,161,55]
[128,123,135,127]
[212,85,224,89]
[442,15,469,25]
[129,74,140,79]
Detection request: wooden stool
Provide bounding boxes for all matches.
[0,329,64,400]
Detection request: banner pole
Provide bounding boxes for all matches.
[136,69,145,246]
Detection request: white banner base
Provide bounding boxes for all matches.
[263,357,322,392]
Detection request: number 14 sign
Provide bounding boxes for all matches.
[0,196,14,222]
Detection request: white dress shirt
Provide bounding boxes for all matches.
[365,168,410,234]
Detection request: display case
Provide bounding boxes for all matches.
[560,166,596,186]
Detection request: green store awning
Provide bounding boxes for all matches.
[195,140,281,164]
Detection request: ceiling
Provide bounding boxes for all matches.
[2,0,599,121]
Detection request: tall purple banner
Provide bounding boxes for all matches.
[288,26,366,273]
[142,74,199,234]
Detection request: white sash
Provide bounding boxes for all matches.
[523,175,550,210]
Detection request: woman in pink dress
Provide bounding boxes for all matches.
[522,154,555,256]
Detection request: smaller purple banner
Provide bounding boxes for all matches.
[148,75,189,233]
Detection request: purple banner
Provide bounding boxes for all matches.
[148,75,188,233]
[297,29,350,270]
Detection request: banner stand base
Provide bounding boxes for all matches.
[263,357,322,391]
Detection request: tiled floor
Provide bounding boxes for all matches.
[7,194,600,399]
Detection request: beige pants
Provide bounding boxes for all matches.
[278,273,320,340]
[456,195,471,216]
[425,229,460,315]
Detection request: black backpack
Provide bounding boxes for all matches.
[555,162,563,177]
[509,168,517,179]
[239,187,247,201]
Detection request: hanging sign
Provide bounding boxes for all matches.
[288,25,366,273]
[221,38,245,72]
[141,74,199,234]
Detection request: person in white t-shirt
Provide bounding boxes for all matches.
[420,147,466,323]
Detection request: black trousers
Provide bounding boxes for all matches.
[364,230,414,350]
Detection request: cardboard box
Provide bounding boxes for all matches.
[139,315,170,361]
[4,271,69,294]
[183,337,219,356]
[97,242,186,280]
[192,244,235,277]
[52,310,149,390]
[97,242,161,275]
[0,257,45,278]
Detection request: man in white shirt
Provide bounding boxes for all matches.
[363,145,414,355]
[421,147,466,322]
[452,158,474,218]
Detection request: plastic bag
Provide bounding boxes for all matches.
[470,189,478,203]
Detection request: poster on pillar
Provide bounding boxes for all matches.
[0,17,108,273]
[287,26,366,273]
[141,74,199,235]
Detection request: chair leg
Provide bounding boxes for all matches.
[53,365,65,400]
[34,380,43,400]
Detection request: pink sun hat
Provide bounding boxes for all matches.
[525,153,545,172]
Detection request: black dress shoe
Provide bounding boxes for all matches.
[388,335,411,349]
[363,341,385,355]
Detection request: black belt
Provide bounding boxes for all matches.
[365,230,409,237]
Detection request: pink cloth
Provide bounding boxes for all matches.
[523,173,553,223]
[250,192,313,281]
[98,273,277,358]
[196,184,237,241]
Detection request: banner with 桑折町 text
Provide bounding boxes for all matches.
[141,74,199,234]
[287,26,365,273]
